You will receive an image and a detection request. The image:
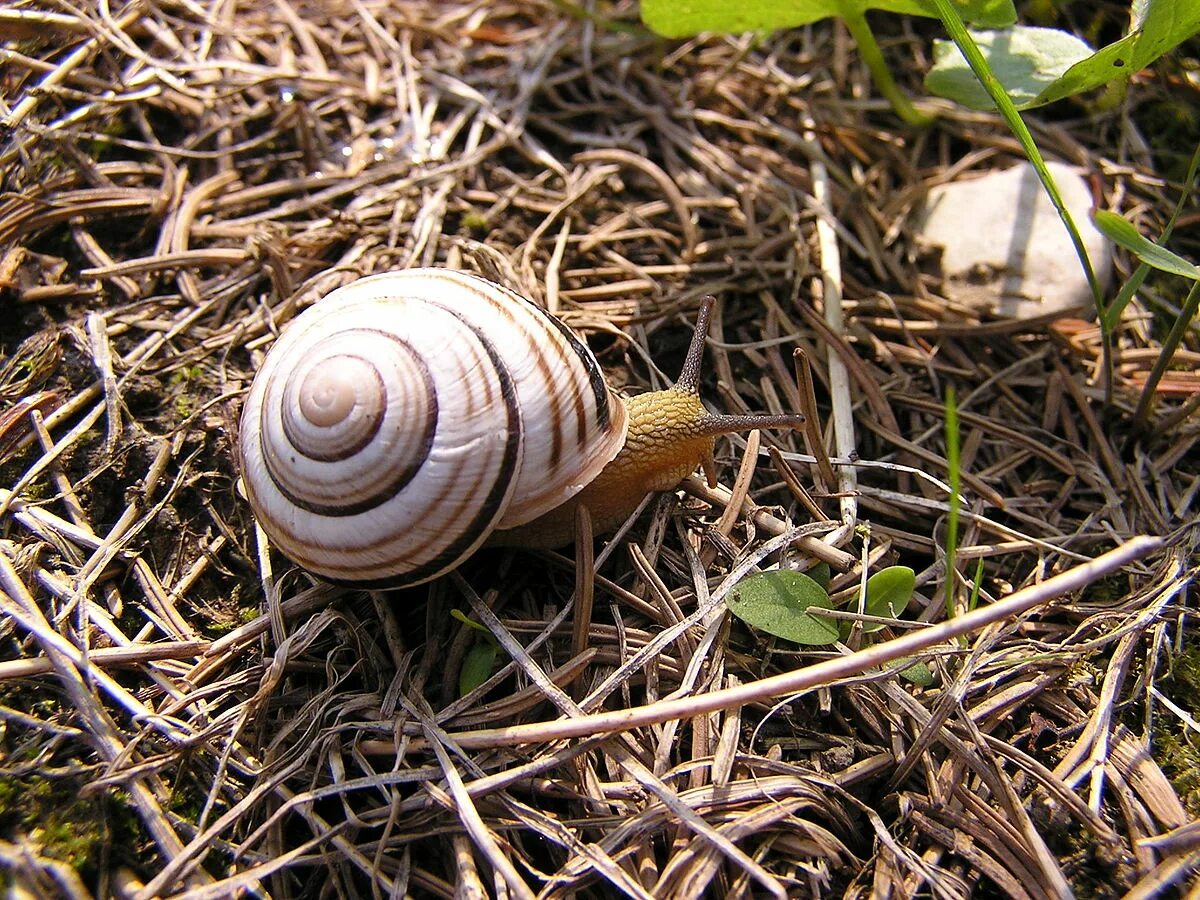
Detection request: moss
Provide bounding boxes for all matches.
[166,365,208,421]
[168,366,205,386]
[0,684,148,884]
[1084,574,1130,605]
[1132,71,1200,184]
[1156,730,1200,815]
[166,780,206,822]
[200,585,259,636]
[1151,642,1200,818]
[460,209,491,235]
[0,773,111,877]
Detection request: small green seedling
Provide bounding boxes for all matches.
[858,565,916,634]
[450,609,499,697]
[726,564,932,684]
[726,569,841,645]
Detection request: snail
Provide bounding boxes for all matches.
[238,268,805,586]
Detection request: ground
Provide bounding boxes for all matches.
[0,1,1198,897]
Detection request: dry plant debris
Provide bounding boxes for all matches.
[0,1,1197,897]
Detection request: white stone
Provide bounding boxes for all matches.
[917,161,1113,319]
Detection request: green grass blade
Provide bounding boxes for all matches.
[1093,211,1200,282]
[944,386,960,620]
[1102,143,1200,330]
[927,0,1110,397]
[968,557,984,611]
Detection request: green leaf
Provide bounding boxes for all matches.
[726,571,840,645]
[928,3,1200,110]
[900,660,935,686]
[862,566,916,633]
[1093,211,1200,281]
[459,642,497,697]
[450,609,490,634]
[1035,0,1200,107]
[926,26,1093,109]
[641,0,1014,39]
[807,563,832,591]
[1103,144,1200,329]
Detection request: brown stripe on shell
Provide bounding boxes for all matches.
[462,283,566,470]
[302,417,518,587]
[566,366,588,452]
[275,353,386,462]
[443,274,591,472]
[278,444,498,584]
[530,303,613,434]
[262,335,438,517]
[283,310,524,585]
[376,305,523,584]
[461,318,494,418]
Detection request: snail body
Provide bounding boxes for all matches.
[239,268,804,586]
[489,388,726,549]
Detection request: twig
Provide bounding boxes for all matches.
[0,640,207,680]
[681,475,852,569]
[440,537,1159,748]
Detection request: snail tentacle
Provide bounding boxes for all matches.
[239,271,805,584]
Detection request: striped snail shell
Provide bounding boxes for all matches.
[238,268,628,586]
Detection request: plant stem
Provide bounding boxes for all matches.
[943,386,961,621]
[841,9,934,126]
[1103,143,1200,331]
[928,0,1110,398]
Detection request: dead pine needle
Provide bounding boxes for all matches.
[0,3,1194,897]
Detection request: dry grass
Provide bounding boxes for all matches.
[1,1,1198,897]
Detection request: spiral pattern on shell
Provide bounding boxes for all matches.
[238,268,628,585]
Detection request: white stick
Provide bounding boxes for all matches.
[443,537,1160,749]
